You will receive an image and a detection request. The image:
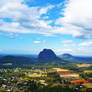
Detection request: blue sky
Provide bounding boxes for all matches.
[0,0,92,56]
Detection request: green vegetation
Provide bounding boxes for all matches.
[0,62,92,92]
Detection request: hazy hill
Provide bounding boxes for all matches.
[59,53,92,63]
[0,55,33,65]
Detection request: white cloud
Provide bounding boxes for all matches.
[79,41,92,46]
[62,40,73,44]
[72,47,92,56]
[55,0,92,39]
[54,47,92,56]
[42,16,49,19]
[40,5,54,15]
[0,0,54,36]
[61,40,76,47]
[63,43,76,47]
[33,40,46,44]
[54,48,73,55]
[0,0,92,39]
[33,41,41,44]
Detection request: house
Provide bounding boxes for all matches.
[71,80,88,84]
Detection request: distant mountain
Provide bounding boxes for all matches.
[0,55,6,58]
[59,53,92,63]
[0,54,38,59]
[74,56,92,63]
[61,53,73,58]
[0,51,68,65]
[0,55,33,65]
[38,49,61,62]
[59,53,73,59]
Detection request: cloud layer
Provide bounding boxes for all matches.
[0,0,54,35]
[55,0,92,39]
[0,0,92,39]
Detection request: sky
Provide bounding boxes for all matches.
[0,0,92,56]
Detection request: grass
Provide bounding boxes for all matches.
[27,73,47,77]
[84,70,92,73]
[77,64,92,68]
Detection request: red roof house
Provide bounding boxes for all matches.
[71,80,88,84]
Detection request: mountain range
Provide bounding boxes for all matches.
[0,55,33,65]
[0,49,92,65]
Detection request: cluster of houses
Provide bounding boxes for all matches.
[0,68,92,91]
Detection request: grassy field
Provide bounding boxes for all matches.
[27,73,47,77]
[77,64,92,68]
[84,70,92,73]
